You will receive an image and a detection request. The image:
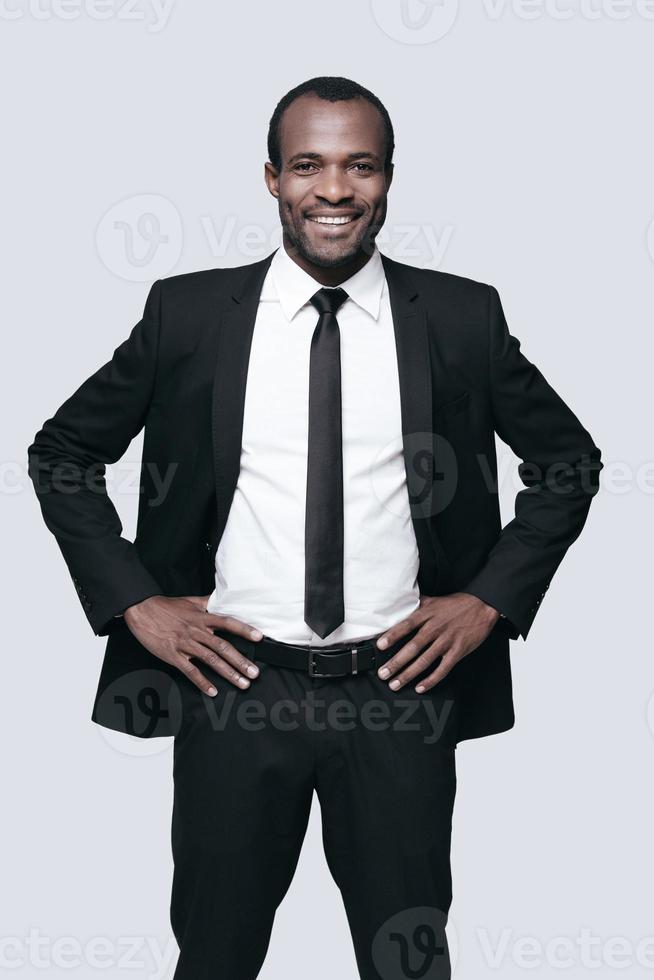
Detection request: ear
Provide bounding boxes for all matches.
[264,161,280,199]
[385,162,394,192]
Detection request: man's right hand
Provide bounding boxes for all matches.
[123,595,263,697]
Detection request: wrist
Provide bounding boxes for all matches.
[123,594,161,624]
[481,602,501,626]
[463,592,501,625]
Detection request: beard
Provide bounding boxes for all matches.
[279,203,386,269]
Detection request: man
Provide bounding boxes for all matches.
[28,76,602,979]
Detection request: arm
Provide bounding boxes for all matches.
[27,281,165,636]
[461,285,603,640]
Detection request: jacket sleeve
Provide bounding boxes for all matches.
[27,280,165,636]
[462,285,602,640]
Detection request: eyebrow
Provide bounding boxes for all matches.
[286,151,381,165]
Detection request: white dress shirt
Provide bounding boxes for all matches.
[205,244,420,646]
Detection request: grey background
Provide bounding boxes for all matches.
[3,0,653,976]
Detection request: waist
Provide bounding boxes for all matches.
[213,628,413,678]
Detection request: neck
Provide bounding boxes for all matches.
[281,237,374,286]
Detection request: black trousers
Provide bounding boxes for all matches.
[170,632,459,980]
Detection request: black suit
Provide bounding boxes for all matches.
[27,248,601,743]
[28,250,601,979]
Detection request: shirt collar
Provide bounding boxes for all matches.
[263,244,386,322]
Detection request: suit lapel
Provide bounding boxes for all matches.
[381,252,453,590]
[380,253,432,505]
[211,247,451,591]
[211,250,276,548]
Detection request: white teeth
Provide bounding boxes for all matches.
[308,215,356,224]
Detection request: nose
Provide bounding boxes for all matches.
[312,166,354,205]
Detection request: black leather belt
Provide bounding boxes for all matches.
[214,629,399,678]
[261,634,392,677]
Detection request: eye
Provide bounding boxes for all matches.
[352,162,374,173]
[293,162,318,174]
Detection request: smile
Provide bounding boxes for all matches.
[306,215,359,225]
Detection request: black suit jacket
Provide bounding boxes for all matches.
[27,249,602,743]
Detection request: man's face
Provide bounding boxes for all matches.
[265,94,393,268]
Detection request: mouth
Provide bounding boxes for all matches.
[305,212,362,227]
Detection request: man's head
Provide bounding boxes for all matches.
[265,76,394,278]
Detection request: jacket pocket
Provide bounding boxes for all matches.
[434,390,469,420]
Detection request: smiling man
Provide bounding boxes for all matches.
[270,90,390,278]
[28,77,602,979]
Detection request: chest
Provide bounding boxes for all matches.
[241,301,404,457]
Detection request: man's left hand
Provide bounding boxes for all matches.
[376,593,500,692]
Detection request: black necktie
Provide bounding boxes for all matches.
[304,286,349,639]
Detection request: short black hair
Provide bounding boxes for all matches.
[267,76,395,172]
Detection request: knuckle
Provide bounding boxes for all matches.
[177,657,195,677]
[165,638,181,659]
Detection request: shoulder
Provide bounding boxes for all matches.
[381,257,500,372]
[157,258,261,301]
[149,255,274,328]
[380,253,494,309]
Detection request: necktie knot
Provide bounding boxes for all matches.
[309,286,349,317]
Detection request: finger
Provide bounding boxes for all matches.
[173,653,219,697]
[387,639,449,691]
[206,632,261,680]
[415,655,454,693]
[375,615,417,652]
[201,612,263,642]
[184,636,255,688]
[377,624,435,680]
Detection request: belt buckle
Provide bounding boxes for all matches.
[308,646,361,678]
[308,648,329,678]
